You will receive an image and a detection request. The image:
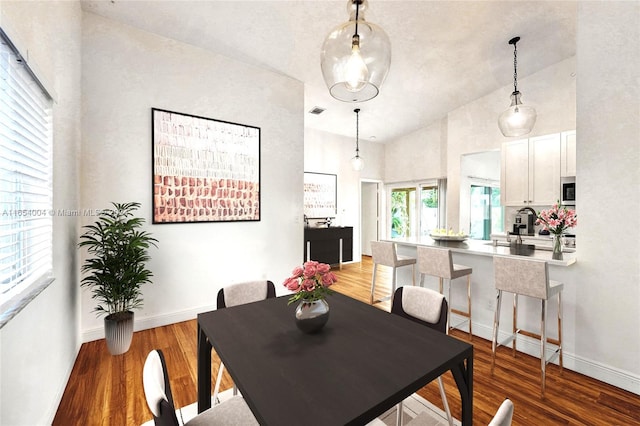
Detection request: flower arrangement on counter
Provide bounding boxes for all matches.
[283,260,337,304]
[536,202,577,235]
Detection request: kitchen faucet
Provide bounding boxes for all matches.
[517,206,538,216]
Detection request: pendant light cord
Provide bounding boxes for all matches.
[355,108,360,154]
[354,0,360,37]
[512,40,518,93]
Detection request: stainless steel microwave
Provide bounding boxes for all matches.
[562,180,576,205]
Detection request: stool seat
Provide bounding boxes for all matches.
[370,241,416,304]
[451,263,472,279]
[491,255,564,397]
[417,246,473,339]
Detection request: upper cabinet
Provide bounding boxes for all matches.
[561,130,576,177]
[501,133,561,206]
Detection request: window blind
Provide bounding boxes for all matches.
[0,33,53,298]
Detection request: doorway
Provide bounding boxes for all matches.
[361,181,380,256]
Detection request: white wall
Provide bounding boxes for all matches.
[0,1,82,424]
[80,13,304,338]
[574,1,640,390]
[384,119,446,183]
[304,127,385,261]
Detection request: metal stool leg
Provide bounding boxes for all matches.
[491,289,502,374]
[558,291,563,373]
[467,274,473,339]
[396,401,403,426]
[512,294,518,357]
[541,299,547,397]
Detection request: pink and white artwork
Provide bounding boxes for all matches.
[152,108,260,223]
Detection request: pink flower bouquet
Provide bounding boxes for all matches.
[536,202,577,235]
[283,260,337,304]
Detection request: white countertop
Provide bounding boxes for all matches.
[386,236,577,267]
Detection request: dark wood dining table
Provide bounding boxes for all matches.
[197,291,473,425]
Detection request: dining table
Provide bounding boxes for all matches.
[197,291,473,425]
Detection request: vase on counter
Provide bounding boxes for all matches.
[295,299,330,333]
[552,233,564,260]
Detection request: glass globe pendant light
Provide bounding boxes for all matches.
[321,0,391,102]
[498,36,537,137]
[351,108,365,171]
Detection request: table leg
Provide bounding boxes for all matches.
[451,352,473,426]
[198,322,212,413]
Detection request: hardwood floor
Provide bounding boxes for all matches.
[53,257,640,426]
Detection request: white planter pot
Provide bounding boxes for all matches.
[104,311,134,355]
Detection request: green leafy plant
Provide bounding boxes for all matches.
[78,202,158,318]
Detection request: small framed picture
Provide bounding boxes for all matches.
[304,172,337,219]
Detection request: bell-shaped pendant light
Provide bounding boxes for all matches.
[321,0,391,102]
[351,108,365,171]
[498,36,537,137]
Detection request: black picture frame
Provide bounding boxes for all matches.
[304,172,337,219]
[152,108,260,223]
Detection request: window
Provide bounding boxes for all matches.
[469,185,502,240]
[0,31,54,320]
[390,180,445,238]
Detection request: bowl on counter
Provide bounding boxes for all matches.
[429,233,469,242]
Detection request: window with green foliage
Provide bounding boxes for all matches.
[390,181,444,238]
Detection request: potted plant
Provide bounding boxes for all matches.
[78,202,158,355]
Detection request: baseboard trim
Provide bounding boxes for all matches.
[468,320,640,395]
[81,304,214,343]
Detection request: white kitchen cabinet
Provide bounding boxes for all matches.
[501,133,561,206]
[561,130,576,177]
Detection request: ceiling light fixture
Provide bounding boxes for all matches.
[498,36,537,137]
[351,108,364,171]
[321,0,391,103]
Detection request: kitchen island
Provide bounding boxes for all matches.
[384,236,576,368]
[387,236,577,266]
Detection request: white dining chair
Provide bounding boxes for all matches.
[143,349,258,426]
[390,286,453,426]
[213,280,276,405]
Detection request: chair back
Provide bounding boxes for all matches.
[391,286,448,333]
[493,255,550,299]
[143,349,179,426]
[371,241,399,267]
[217,280,276,309]
[417,246,454,279]
[488,398,514,426]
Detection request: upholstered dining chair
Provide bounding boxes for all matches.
[142,349,258,426]
[213,280,276,404]
[391,286,453,426]
[404,397,513,426]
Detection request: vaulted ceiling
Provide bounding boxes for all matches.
[81,0,577,143]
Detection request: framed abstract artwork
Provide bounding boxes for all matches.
[304,172,337,219]
[152,108,260,223]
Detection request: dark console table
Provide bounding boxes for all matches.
[304,226,353,267]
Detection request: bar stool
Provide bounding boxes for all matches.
[370,241,416,304]
[416,246,472,338]
[491,255,563,397]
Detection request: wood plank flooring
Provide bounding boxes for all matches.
[53,257,640,426]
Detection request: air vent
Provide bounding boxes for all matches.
[308,106,326,115]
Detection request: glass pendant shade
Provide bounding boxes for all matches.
[498,36,536,137]
[321,0,391,102]
[498,91,537,137]
[351,154,365,171]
